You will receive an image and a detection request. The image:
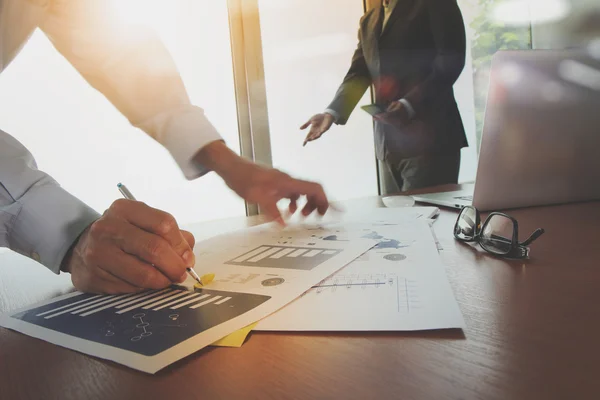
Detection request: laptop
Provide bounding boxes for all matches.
[413,49,600,211]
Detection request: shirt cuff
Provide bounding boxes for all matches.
[324,109,341,124]
[140,106,224,180]
[11,181,100,274]
[398,99,416,119]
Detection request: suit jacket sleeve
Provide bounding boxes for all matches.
[326,27,373,125]
[38,0,223,180]
[0,131,100,274]
[403,0,466,115]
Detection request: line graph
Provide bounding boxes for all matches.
[313,282,387,289]
[312,273,394,292]
[307,273,418,313]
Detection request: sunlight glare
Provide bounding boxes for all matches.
[492,0,571,26]
[113,0,165,27]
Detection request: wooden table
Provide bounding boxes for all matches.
[2,186,600,400]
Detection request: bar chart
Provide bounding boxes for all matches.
[226,245,341,270]
[13,288,270,356]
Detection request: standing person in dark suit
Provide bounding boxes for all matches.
[301,0,468,193]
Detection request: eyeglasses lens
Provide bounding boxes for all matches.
[455,207,477,240]
[480,214,514,255]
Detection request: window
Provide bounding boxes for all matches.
[258,0,379,201]
[0,0,539,224]
[460,0,533,149]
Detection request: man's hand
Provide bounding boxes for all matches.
[61,199,196,294]
[195,142,329,225]
[375,101,410,126]
[300,113,335,146]
[224,162,329,224]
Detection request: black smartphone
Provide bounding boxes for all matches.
[360,104,386,116]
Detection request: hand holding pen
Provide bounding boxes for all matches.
[60,185,198,294]
[117,183,205,286]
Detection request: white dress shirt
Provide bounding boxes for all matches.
[0,0,224,272]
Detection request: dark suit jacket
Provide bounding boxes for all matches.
[327,0,468,162]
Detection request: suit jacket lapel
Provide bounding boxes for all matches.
[381,0,419,37]
[365,6,384,76]
[380,2,403,37]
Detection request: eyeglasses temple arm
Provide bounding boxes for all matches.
[520,228,545,246]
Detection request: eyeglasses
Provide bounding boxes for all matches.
[453,206,545,259]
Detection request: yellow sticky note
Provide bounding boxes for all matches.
[210,322,258,347]
[200,273,215,285]
[194,273,215,289]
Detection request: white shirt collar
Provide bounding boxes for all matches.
[383,0,398,9]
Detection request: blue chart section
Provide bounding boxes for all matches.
[226,245,341,271]
[13,288,270,356]
[321,229,411,250]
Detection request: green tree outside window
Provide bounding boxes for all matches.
[469,0,532,148]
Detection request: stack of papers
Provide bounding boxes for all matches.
[0,207,463,373]
[256,219,463,331]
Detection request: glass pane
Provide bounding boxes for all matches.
[461,0,532,151]
[258,0,531,190]
[258,0,378,201]
[0,0,245,225]
[455,206,478,240]
[481,214,514,254]
[454,2,480,183]
[530,0,595,49]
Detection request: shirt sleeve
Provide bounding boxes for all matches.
[397,99,416,119]
[38,0,223,180]
[323,109,341,123]
[0,131,100,274]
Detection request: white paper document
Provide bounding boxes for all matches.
[292,206,440,225]
[0,226,374,374]
[256,220,464,331]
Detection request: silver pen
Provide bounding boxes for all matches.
[117,182,203,285]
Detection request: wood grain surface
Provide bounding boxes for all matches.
[1,189,599,400]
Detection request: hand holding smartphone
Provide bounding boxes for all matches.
[360,104,386,116]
